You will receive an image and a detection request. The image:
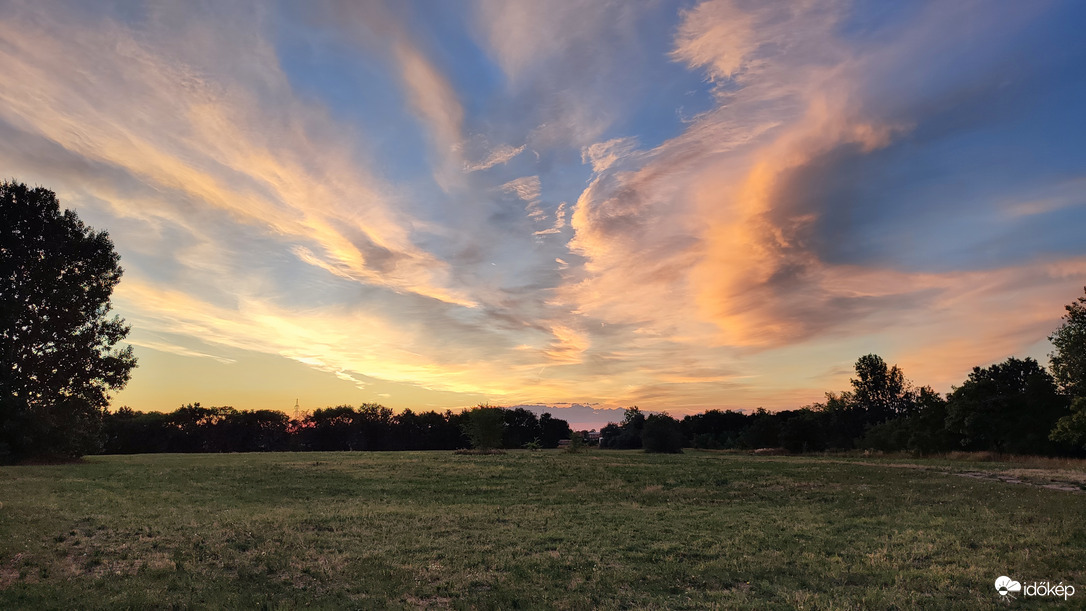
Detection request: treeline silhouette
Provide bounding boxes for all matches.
[598,353,1084,457]
[101,354,1082,457]
[605,288,1086,456]
[102,404,572,454]
[102,288,1086,457]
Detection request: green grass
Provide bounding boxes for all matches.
[1,451,1083,609]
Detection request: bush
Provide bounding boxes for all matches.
[856,417,913,453]
[565,432,585,453]
[461,406,505,450]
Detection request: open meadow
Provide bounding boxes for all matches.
[1,450,1084,609]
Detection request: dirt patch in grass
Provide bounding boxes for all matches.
[818,458,1086,494]
[956,470,1086,493]
[1001,467,1086,486]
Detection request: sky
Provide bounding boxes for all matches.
[2,0,1085,430]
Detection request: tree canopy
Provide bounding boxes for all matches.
[946,357,1067,454]
[1048,287,1086,449]
[1,181,136,461]
[461,405,506,451]
[1049,287,1086,398]
[850,354,913,421]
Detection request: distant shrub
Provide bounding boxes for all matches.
[565,433,585,453]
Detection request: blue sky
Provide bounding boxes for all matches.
[1,0,1083,428]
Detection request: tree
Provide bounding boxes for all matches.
[642,413,684,453]
[1049,396,1086,451]
[600,406,645,449]
[1049,287,1086,398]
[904,386,958,455]
[946,357,1068,455]
[461,405,505,451]
[353,403,394,450]
[851,354,913,422]
[502,407,541,449]
[1,182,136,461]
[817,391,863,449]
[737,408,782,449]
[538,412,572,448]
[778,409,828,453]
[1048,288,1086,450]
[622,405,646,430]
[682,409,751,449]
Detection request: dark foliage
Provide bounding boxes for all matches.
[1049,288,1086,448]
[1049,287,1086,398]
[539,412,573,448]
[946,357,1069,454]
[666,350,1080,457]
[298,404,397,451]
[459,405,504,450]
[851,354,914,422]
[104,404,291,454]
[102,404,569,454]
[392,409,469,450]
[1,182,137,462]
[503,407,542,449]
[681,409,749,449]
[599,407,644,449]
[1051,397,1086,450]
[642,413,684,453]
[737,408,782,449]
[778,409,828,453]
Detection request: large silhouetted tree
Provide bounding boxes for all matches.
[1049,287,1086,449]
[538,412,572,448]
[946,357,1067,454]
[1,182,136,461]
[1049,287,1086,397]
[851,354,912,422]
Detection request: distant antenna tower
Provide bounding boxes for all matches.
[293,398,301,420]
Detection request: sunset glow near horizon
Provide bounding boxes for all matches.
[2,0,1085,428]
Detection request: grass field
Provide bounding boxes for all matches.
[1,450,1083,609]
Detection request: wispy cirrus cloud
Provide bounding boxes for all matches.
[0,1,472,307]
[463,142,526,172]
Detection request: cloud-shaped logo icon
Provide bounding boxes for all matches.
[995,576,1022,596]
